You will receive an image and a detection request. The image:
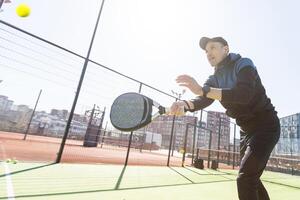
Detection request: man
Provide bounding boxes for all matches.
[171,37,280,200]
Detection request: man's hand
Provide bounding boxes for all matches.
[169,101,186,116]
[176,75,203,96]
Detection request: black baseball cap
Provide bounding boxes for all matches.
[199,37,228,50]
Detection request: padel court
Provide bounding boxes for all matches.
[1,162,300,200]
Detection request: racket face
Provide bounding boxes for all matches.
[110,93,152,132]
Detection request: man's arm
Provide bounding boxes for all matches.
[192,66,256,103]
[185,96,214,111]
[176,74,216,111]
[205,88,222,101]
[177,66,257,107]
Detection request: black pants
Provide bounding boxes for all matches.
[237,118,280,200]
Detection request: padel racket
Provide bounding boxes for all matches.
[110,92,168,132]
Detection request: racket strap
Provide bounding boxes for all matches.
[182,100,191,112]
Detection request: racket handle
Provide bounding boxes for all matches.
[158,106,185,116]
[158,106,167,115]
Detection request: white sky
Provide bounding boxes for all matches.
[1,0,300,119]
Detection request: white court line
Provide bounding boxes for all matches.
[0,142,15,200]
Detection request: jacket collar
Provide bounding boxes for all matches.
[215,53,241,73]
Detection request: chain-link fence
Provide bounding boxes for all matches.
[0,19,299,173]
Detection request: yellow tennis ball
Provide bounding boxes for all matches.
[16,4,31,17]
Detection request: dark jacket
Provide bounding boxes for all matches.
[191,53,277,132]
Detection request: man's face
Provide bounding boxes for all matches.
[205,41,229,67]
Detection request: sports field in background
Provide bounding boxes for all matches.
[1,162,300,200]
[0,131,240,170]
[0,131,194,167]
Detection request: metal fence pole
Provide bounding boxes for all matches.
[290,136,294,175]
[139,127,146,153]
[0,0,4,9]
[194,110,203,163]
[124,82,143,165]
[207,130,212,168]
[125,131,134,166]
[100,121,108,148]
[138,82,142,93]
[23,89,42,140]
[167,98,178,166]
[182,123,189,167]
[199,110,203,126]
[150,132,154,152]
[171,123,177,156]
[227,144,230,165]
[95,107,105,145]
[167,114,177,166]
[56,0,106,163]
[217,117,222,164]
[233,124,236,169]
[191,117,198,165]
